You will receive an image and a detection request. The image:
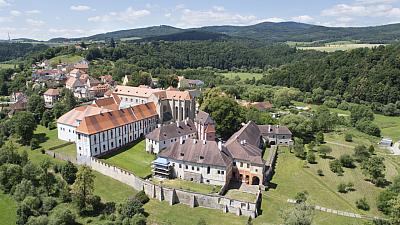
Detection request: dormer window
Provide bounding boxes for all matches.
[180,153,184,156]
[200,156,204,160]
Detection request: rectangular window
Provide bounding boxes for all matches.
[240,162,243,167]
[185,165,188,169]
[197,167,199,171]
[78,134,81,140]
[207,166,210,174]
[221,171,224,175]
[179,164,182,168]
[247,163,250,168]
[192,166,194,170]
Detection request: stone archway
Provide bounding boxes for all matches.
[252,176,260,185]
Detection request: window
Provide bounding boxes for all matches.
[255,169,258,172]
[221,171,224,175]
[179,164,182,168]
[172,163,175,167]
[103,145,106,150]
[233,162,236,166]
[217,170,220,174]
[207,166,210,174]
[78,134,81,140]
[240,162,243,167]
[78,147,81,150]
[180,153,184,156]
[247,163,250,168]
[192,166,194,170]
[197,167,199,171]
[95,147,97,153]
[111,142,114,148]
[185,165,188,169]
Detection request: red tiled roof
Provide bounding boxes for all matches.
[76,102,157,135]
[43,88,60,96]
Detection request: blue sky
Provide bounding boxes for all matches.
[1,0,400,40]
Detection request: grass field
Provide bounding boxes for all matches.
[225,189,257,202]
[101,140,155,178]
[0,191,17,225]
[152,178,221,194]
[219,72,264,81]
[0,64,15,69]
[49,54,83,66]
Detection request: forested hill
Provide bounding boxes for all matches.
[261,44,400,104]
[55,22,400,43]
[0,43,48,62]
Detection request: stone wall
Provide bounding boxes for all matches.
[45,150,77,164]
[83,157,260,218]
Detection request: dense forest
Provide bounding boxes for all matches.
[261,44,400,104]
[84,40,326,70]
[0,43,48,62]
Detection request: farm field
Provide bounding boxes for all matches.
[101,140,155,178]
[219,72,264,81]
[298,43,385,52]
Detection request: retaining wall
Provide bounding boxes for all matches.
[83,156,260,218]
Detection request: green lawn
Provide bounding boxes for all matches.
[101,140,155,178]
[0,64,15,69]
[219,72,264,81]
[0,191,17,225]
[152,178,221,194]
[224,189,257,202]
[49,55,83,66]
[93,171,137,203]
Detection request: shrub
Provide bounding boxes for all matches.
[347,182,355,192]
[30,138,39,150]
[134,191,149,204]
[317,169,324,176]
[356,197,370,211]
[344,133,353,142]
[338,102,350,110]
[306,151,316,164]
[339,154,355,168]
[329,159,344,175]
[294,191,308,203]
[338,183,347,193]
[323,100,337,108]
[354,145,371,162]
[356,119,381,137]
[318,145,332,158]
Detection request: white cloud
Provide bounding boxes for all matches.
[322,0,400,18]
[26,10,41,14]
[0,0,10,8]
[291,15,314,23]
[26,19,45,27]
[177,7,261,27]
[70,5,92,11]
[88,7,150,23]
[10,10,21,17]
[165,13,172,18]
[261,17,286,23]
[0,17,11,23]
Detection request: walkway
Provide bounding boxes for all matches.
[287,199,384,221]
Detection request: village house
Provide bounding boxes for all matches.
[177,76,205,89]
[43,88,60,108]
[145,119,197,154]
[155,139,233,186]
[113,85,196,123]
[75,103,158,157]
[258,125,293,146]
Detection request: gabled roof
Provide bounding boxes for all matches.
[146,120,196,141]
[225,121,264,165]
[195,111,215,125]
[76,102,157,135]
[158,140,232,167]
[57,105,112,127]
[43,88,60,96]
[258,125,292,136]
[114,85,163,98]
[92,97,119,111]
[66,77,83,87]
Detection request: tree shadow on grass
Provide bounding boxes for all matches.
[33,132,49,144]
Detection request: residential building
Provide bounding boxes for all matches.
[225,122,265,185]
[113,85,196,123]
[194,110,216,141]
[75,102,158,157]
[156,139,233,186]
[56,105,112,142]
[258,125,293,146]
[177,76,204,89]
[43,88,60,108]
[145,119,197,154]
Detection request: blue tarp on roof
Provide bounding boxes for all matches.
[153,157,169,166]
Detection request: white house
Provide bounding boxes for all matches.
[145,119,197,154]
[43,88,60,108]
[75,103,158,157]
[156,139,233,186]
[56,105,112,142]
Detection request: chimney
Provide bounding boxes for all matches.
[184,119,188,126]
[218,141,223,151]
[193,139,197,144]
[269,125,272,132]
[176,122,180,128]
[179,136,184,144]
[203,140,206,145]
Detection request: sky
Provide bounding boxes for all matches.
[2,0,400,40]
